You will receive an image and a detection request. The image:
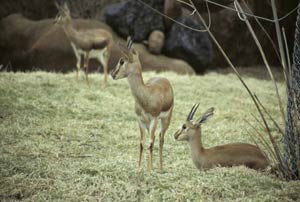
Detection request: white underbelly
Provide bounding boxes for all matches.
[71,42,107,60]
[88,48,107,59]
[158,110,170,119]
[138,108,172,131]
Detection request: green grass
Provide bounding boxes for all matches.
[0,70,299,202]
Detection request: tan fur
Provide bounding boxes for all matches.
[111,42,174,171]
[174,106,269,171]
[55,3,112,84]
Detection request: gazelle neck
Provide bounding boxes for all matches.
[189,130,204,153]
[127,70,147,102]
[61,19,77,42]
[188,130,206,167]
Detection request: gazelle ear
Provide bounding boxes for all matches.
[131,47,138,56]
[126,36,133,49]
[54,1,61,10]
[197,107,214,124]
[63,2,68,9]
[118,42,129,56]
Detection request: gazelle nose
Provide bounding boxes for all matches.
[174,131,180,140]
[110,71,116,79]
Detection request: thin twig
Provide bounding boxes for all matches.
[244,118,277,162]
[282,27,292,89]
[270,0,289,101]
[204,0,299,23]
[136,0,209,32]
[243,3,281,67]
[254,94,285,136]
[237,0,286,126]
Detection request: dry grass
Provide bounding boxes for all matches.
[0,70,299,202]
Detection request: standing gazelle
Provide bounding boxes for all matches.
[174,104,269,170]
[110,38,174,171]
[55,2,112,84]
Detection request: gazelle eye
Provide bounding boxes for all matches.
[182,124,187,130]
[120,58,124,65]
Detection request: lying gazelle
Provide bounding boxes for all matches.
[110,38,174,171]
[55,2,112,84]
[174,104,269,170]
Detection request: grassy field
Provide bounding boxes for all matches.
[0,70,300,202]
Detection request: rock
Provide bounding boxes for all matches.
[163,16,213,73]
[177,0,235,13]
[163,0,182,30]
[148,30,165,55]
[104,0,165,42]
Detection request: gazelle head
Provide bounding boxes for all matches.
[110,37,141,80]
[174,104,214,141]
[54,1,71,25]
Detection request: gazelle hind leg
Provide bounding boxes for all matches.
[159,107,173,171]
[138,120,146,169]
[76,56,81,81]
[98,50,108,84]
[148,118,158,171]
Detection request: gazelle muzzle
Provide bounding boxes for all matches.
[110,66,120,80]
[174,130,181,140]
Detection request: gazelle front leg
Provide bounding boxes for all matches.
[103,59,108,84]
[83,52,90,84]
[138,120,146,169]
[70,43,81,81]
[148,117,158,170]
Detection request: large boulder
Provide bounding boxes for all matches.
[104,0,165,42]
[105,0,213,73]
[163,16,213,73]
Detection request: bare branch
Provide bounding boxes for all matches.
[136,0,209,33]
[236,0,286,125]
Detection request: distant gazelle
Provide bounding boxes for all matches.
[55,2,112,84]
[110,38,174,171]
[174,104,269,170]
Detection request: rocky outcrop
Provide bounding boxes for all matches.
[164,16,213,73]
[104,0,165,42]
[147,30,165,55]
[105,0,213,73]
